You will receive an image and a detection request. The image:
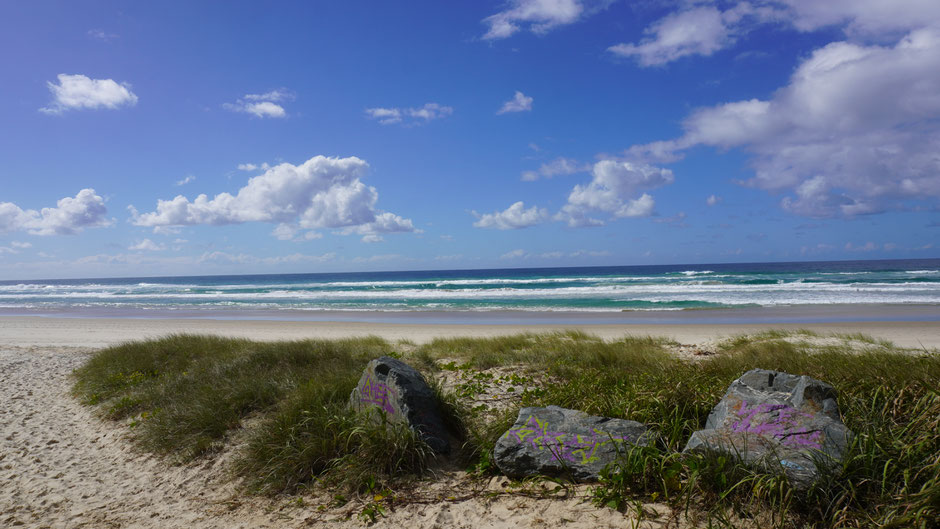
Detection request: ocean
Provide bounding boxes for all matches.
[0,259,938,322]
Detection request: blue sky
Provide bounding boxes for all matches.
[0,0,937,280]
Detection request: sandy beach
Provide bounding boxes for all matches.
[1,313,939,349]
[1,314,937,528]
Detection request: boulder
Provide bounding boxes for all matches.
[349,356,449,454]
[493,406,648,481]
[683,368,853,489]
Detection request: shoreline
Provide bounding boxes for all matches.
[1,313,938,349]
[1,302,938,324]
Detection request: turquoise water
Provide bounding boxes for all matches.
[0,259,938,314]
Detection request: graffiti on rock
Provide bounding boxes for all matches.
[508,415,636,465]
[359,374,396,415]
[730,402,823,449]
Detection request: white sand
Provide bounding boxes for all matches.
[1,316,936,528]
[0,346,679,528]
[1,315,938,349]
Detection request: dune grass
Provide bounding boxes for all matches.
[72,330,939,527]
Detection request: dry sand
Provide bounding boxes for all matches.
[1,316,937,528]
[1,315,938,349]
[0,344,677,529]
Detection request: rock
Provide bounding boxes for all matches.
[683,368,853,489]
[349,356,450,454]
[493,406,648,481]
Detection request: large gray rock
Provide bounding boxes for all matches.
[494,406,648,481]
[683,368,853,489]
[349,356,449,454]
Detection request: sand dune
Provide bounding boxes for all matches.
[1,345,680,528]
[1,317,936,528]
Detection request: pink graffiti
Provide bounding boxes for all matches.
[359,374,396,414]
[730,402,823,449]
[509,415,636,465]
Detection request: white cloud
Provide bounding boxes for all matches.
[129,239,165,251]
[338,212,418,243]
[0,242,31,254]
[497,91,533,114]
[500,249,528,260]
[500,248,611,260]
[522,157,590,181]
[40,74,138,114]
[556,160,673,226]
[238,163,271,172]
[365,103,453,126]
[473,201,549,230]
[844,241,878,252]
[130,155,415,241]
[609,6,735,66]
[232,101,286,118]
[0,189,112,235]
[654,211,688,226]
[350,254,410,264]
[175,175,196,186]
[629,26,940,217]
[224,90,293,118]
[706,194,721,206]
[243,89,292,102]
[778,0,940,36]
[198,251,336,266]
[87,29,118,42]
[608,1,940,67]
[482,0,611,40]
[271,224,320,241]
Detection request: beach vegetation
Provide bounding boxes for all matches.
[73,331,939,528]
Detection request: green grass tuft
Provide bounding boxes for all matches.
[72,330,940,527]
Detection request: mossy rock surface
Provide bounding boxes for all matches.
[349,356,450,453]
[684,368,854,489]
[494,405,649,481]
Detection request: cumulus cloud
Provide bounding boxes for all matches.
[0,189,112,236]
[130,156,415,241]
[609,0,940,67]
[0,241,31,255]
[40,74,138,114]
[628,25,940,217]
[129,239,165,251]
[556,160,674,226]
[238,163,271,172]
[224,89,293,118]
[779,0,940,36]
[497,91,533,114]
[472,201,549,230]
[609,6,735,66]
[339,212,418,243]
[521,157,590,181]
[271,223,322,242]
[706,194,721,206]
[175,175,195,186]
[482,0,612,40]
[364,103,453,126]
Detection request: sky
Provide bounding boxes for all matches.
[0,0,938,280]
